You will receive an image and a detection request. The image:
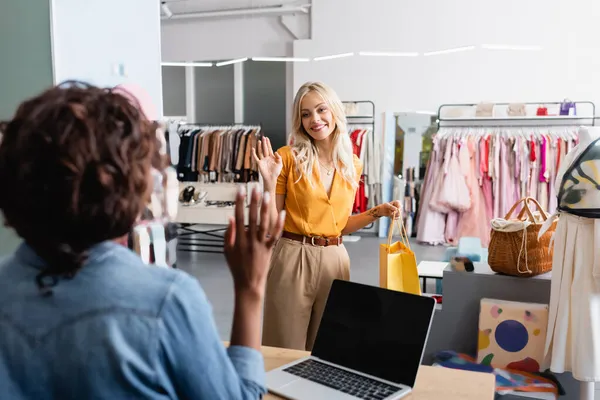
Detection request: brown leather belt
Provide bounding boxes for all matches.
[282,231,342,247]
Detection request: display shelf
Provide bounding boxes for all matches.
[423,262,581,398]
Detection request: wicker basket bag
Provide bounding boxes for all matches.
[488,197,556,277]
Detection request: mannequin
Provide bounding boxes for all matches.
[540,126,600,400]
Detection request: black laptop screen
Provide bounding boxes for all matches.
[311,280,435,387]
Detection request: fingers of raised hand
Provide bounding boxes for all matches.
[262,138,269,159]
[259,191,271,242]
[234,185,246,246]
[257,141,264,159]
[248,187,260,238]
[224,217,236,250]
[265,137,274,157]
[252,147,260,163]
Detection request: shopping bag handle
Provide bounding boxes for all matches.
[387,216,411,250]
[504,197,535,222]
[516,197,549,222]
[505,197,549,222]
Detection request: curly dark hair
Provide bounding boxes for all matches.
[0,82,164,292]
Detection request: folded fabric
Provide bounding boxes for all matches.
[490,218,532,232]
[433,351,558,398]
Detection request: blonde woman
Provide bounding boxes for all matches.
[253,81,401,351]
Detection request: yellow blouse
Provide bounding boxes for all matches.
[275,146,362,238]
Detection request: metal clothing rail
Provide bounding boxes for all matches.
[343,100,376,234]
[173,122,263,254]
[343,100,376,127]
[437,101,596,128]
[177,224,226,254]
[179,122,262,129]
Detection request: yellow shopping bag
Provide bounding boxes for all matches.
[379,218,421,295]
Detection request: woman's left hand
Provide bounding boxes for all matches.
[374,200,402,219]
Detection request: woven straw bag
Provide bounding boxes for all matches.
[488,197,556,277]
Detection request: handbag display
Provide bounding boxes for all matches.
[379,217,421,295]
[507,103,527,117]
[475,102,494,117]
[559,99,576,116]
[488,197,556,277]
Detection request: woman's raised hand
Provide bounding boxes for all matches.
[252,137,283,192]
[224,187,285,295]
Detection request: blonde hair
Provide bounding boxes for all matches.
[290,81,358,188]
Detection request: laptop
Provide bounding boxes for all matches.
[266,279,436,400]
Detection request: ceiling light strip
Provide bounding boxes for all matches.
[161,61,213,67]
[415,110,437,115]
[313,52,354,61]
[481,44,542,51]
[358,51,419,57]
[215,57,248,67]
[251,57,310,62]
[423,46,475,56]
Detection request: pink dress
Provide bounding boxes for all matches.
[499,137,515,217]
[445,211,459,245]
[480,137,493,220]
[416,140,447,245]
[548,137,558,213]
[456,139,491,247]
[493,137,501,218]
[528,139,539,201]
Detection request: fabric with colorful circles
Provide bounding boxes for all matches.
[477,298,548,373]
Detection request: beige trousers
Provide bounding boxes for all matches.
[262,238,350,351]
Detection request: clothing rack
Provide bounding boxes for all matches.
[416,120,588,247]
[343,100,376,127]
[420,99,598,246]
[168,122,264,254]
[172,122,263,183]
[343,101,380,235]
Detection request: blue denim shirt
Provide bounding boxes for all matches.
[0,241,266,399]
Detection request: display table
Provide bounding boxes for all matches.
[261,345,495,400]
[422,262,582,398]
[417,261,446,293]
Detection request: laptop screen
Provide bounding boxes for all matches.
[311,280,435,388]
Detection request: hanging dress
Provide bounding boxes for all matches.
[456,138,491,246]
[539,129,600,381]
[481,136,494,221]
[416,140,447,245]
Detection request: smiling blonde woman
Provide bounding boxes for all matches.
[253,81,401,351]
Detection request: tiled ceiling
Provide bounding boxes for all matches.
[162,0,304,14]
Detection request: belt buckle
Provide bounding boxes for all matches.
[311,236,318,246]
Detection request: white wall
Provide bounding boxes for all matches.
[51,0,163,115]
[161,17,294,61]
[294,0,600,114]
[161,0,600,114]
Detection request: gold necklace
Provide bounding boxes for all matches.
[318,160,334,176]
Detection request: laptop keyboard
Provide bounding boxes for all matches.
[283,359,401,400]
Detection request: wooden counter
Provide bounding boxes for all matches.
[262,345,495,400]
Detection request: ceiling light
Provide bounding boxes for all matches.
[215,57,248,67]
[481,44,543,51]
[358,51,419,57]
[423,46,475,56]
[161,62,213,67]
[415,110,437,115]
[161,2,173,19]
[313,52,354,61]
[251,57,310,62]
